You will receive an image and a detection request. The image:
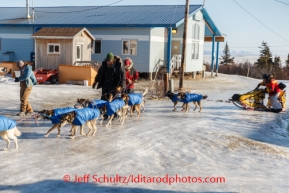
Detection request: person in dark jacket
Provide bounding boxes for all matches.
[92,53,126,101]
[124,57,139,93]
[15,60,37,116]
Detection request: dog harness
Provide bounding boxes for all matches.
[128,93,142,105]
[72,108,100,126]
[0,116,17,132]
[183,93,203,103]
[88,100,108,109]
[106,99,125,116]
[51,107,77,124]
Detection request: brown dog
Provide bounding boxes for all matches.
[105,93,129,127]
[35,108,77,138]
[123,88,148,117]
[58,108,100,139]
[177,93,208,112]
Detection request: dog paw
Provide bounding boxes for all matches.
[44,134,48,138]
[15,146,19,150]
[56,135,60,138]
[70,136,75,139]
[3,148,7,151]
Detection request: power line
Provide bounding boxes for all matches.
[35,0,124,13]
[232,0,289,43]
[275,0,289,6]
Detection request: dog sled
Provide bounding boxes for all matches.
[229,88,286,111]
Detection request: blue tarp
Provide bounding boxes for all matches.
[72,108,100,126]
[183,93,203,103]
[0,116,17,132]
[50,107,76,124]
[128,93,142,105]
[106,99,125,116]
[88,100,108,109]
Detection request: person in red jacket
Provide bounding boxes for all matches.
[124,58,139,93]
[267,74,282,113]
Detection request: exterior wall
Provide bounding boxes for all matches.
[35,39,73,69]
[73,31,93,64]
[0,27,34,62]
[149,27,166,72]
[88,28,151,72]
[171,11,205,72]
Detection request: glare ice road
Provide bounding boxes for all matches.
[0,73,289,193]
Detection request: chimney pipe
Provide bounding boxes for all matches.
[26,0,31,19]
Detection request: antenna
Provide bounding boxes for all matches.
[32,0,35,19]
[203,0,206,7]
[26,0,31,19]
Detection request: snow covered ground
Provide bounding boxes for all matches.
[0,73,289,193]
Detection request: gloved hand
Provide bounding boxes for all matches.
[92,82,97,89]
[15,77,19,82]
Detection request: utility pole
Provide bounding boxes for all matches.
[179,0,190,90]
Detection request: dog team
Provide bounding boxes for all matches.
[0,52,208,151]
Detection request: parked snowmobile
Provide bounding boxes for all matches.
[229,88,286,111]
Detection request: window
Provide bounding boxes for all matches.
[192,23,200,60]
[122,40,137,55]
[94,40,101,54]
[47,44,60,54]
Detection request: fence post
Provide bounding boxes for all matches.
[164,73,169,92]
[169,79,174,92]
[247,66,250,77]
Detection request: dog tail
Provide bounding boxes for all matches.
[203,95,208,99]
[142,88,149,97]
[14,127,22,137]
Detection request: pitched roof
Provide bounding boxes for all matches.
[0,5,203,27]
[31,27,95,40]
[32,28,82,37]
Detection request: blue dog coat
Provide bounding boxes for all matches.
[50,107,76,124]
[183,93,203,103]
[72,108,100,126]
[0,116,17,132]
[106,99,125,116]
[88,100,108,109]
[172,94,183,103]
[128,93,142,106]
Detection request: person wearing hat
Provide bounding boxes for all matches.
[266,74,282,113]
[124,57,139,94]
[14,60,37,116]
[254,74,270,90]
[92,52,126,101]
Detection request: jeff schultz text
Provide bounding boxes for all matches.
[65,174,226,185]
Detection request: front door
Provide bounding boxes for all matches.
[76,45,82,61]
[171,40,181,56]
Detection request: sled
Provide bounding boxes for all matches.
[229,88,286,111]
[33,68,58,84]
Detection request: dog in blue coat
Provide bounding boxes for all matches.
[36,108,78,138]
[105,93,129,127]
[74,98,108,122]
[177,92,208,112]
[165,91,186,111]
[58,108,101,139]
[0,116,21,151]
[123,88,148,116]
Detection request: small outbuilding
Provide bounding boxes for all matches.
[31,28,95,69]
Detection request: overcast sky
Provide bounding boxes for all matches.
[2,0,289,57]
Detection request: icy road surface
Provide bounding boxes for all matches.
[0,74,289,193]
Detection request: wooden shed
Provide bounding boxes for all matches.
[31,28,95,69]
